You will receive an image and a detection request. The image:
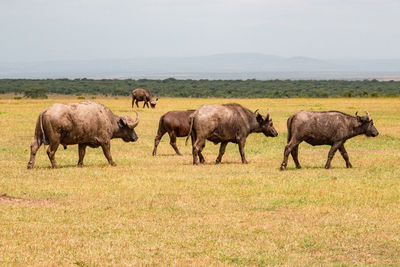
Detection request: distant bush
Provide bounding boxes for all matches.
[14,96,22,100]
[371,92,379,97]
[77,96,85,100]
[24,87,48,99]
[342,90,354,97]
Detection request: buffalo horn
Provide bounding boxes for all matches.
[355,111,358,118]
[365,111,371,121]
[253,109,259,114]
[127,111,139,129]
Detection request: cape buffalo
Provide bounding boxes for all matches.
[280,110,379,170]
[152,110,200,156]
[131,88,158,108]
[187,103,278,165]
[27,101,139,169]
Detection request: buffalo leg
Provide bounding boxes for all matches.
[193,139,205,165]
[280,140,301,170]
[77,144,87,167]
[325,142,342,169]
[339,144,352,168]
[101,142,116,166]
[291,144,301,169]
[131,97,135,108]
[135,100,139,108]
[152,130,166,156]
[198,142,206,164]
[47,142,60,168]
[169,132,182,156]
[191,135,204,163]
[27,140,42,169]
[238,139,248,164]
[215,142,228,164]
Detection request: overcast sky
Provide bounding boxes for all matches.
[1,0,399,62]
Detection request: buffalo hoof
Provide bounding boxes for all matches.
[27,164,33,170]
[296,165,302,169]
[280,165,286,171]
[77,163,83,168]
[324,165,331,169]
[176,153,183,156]
[346,163,353,168]
[215,160,221,164]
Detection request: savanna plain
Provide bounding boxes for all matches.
[0,96,399,266]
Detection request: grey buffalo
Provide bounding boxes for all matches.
[280,110,379,170]
[131,88,158,108]
[187,103,278,165]
[153,110,200,156]
[27,101,139,169]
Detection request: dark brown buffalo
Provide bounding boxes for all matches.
[27,101,139,169]
[131,88,158,108]
[187,103,278,165]
[280,110,379,170]
[152,110,198,156]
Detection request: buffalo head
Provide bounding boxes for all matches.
[118,111,140,142]
[355,111,379,137]
[150,98,159,108]
[256,109,278,137]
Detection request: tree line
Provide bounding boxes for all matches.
[0,78,399,98]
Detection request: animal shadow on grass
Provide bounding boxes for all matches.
[182,160,252,166]
[32,163,112,169]
[282,165,356,170]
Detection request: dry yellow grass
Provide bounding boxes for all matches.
[0,96,399,266]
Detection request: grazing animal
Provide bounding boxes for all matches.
[131,88,158,108]
[152,110,201,156]
[186,103,278,165]
[280,110,379,170]
[27,101,139,169]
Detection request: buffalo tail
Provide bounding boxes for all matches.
[185,114,194,146]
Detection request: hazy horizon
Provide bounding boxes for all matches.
[1,0,400,63]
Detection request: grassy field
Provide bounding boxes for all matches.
[1,96,399,266]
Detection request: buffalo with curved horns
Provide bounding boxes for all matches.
[131,88,158,108]
[27,101,139,169]
[187,103,278,165]
[280,110,379,170]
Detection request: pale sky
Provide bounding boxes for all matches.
[1,0,399,62]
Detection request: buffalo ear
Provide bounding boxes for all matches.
[118,117,127,127]
[256,113,264,124]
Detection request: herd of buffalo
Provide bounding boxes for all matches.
[27,88,379,170]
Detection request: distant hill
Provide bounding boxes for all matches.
[1,53,400,79]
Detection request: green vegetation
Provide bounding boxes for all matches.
[0,78,399,98]
[23,87,48,99]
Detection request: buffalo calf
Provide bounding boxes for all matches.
[152,110,196,156]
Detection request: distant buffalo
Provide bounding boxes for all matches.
[153,110,200,156]
[187,103,278,165]
[27,101,139,169]
[131,88,158,108]
[280,110,379,170]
